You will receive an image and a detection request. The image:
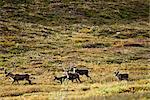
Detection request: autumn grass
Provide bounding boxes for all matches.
[0,81,150,99]
[0,22,149,99]
[0,0,150,99]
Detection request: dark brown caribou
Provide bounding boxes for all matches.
[69,67,92,81]
[54,76,67,84]
[54,72,81,84]
[66,72,82,83]
[5,70,32,84]
[114,71,129,81]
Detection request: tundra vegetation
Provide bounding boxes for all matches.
[0,0,150,99]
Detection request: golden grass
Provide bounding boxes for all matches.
[0,0,150,99]
[0,81,150,99]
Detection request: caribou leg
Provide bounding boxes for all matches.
[60,79,63,84]
[88,76,92,81]
[27,79,31,84]
[62,78,65,83]
[86,75,93,82]
[75,79,78,83]
[12,80,16,84]
[77,77,81,83]
[71,79,74,82]
[17,80,19,84]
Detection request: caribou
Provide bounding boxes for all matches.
[65,71,82,83]
[54,72,81,84]
[5,70,32,84]
[56,67,82,83]
[54,76,67,84]
[114,71,129,81]
[69,67,92,81]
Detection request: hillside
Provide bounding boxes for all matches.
[0,0,150,99]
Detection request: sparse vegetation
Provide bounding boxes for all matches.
[0,0,150,99]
